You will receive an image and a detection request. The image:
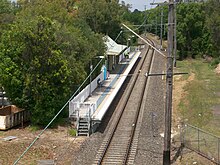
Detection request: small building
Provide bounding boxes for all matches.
[104,36,130,71]
[0,105,30,130]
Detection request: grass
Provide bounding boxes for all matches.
[28,125,40,132]
[68,128,77,136]
[176,59,220,136]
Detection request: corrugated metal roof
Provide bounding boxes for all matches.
[104,36,127,56]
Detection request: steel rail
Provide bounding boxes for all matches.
[123,38,155,164]
[94,38,155,165]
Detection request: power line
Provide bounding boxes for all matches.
[122,23,166,58]
[13,58,105,165]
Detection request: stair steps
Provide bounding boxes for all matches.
[77,118,90,136]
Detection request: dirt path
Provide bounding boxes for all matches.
[172,72,195,131]
[0,126,86,165]
[215,63,220,74]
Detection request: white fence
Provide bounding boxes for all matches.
[69,71,104,117]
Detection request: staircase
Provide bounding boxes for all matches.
[77,117,90,136]
[74,103,95,136]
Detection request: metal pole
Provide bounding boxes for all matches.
[151,112,154,137]
[89,61,93,96]
[150,2,167,46]
[156,16,158,36]
[198,129,200,151]
[0,87,2,107]
[174,1,177,67]
[163,0,174,164]
[180,122,185,146]
[164,24,166,36]
[144,5,147,36]
[160,7,164,49]
[218,137,219,164]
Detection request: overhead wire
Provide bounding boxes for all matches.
[13,57,105,165]
[132,0,156,32]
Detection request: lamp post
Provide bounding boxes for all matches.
[89,56,105,96]
[89,61,93,96]
[127,38,131,47]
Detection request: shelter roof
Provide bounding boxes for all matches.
[104,36,127,56]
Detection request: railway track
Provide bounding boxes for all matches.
[93,38,156,165]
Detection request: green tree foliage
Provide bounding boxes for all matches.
[0,16,76,125]
[176,3,207,59]
[120,5,168,39]
[16,0,105,64]
[122,2,220,60]
[0,0,18,36]
[140,4,207,59]
[205,0,220,58]
[123,3,211,60]
[0,0,105,125]
[122,9,143,27]
[76,0,123,39]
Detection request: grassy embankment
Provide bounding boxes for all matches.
[176,59,220,136]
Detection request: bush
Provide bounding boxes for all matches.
[68,129,77,136]
[210,58,220,67]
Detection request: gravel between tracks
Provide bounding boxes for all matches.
[71,46,166,165]
[134,49,166,165]
[71,54,136,165]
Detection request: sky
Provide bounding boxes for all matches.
[11,0,158,11]
[120,0,163,11]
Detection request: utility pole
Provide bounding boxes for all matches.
[150,3,166,49]
[150,1,175,164]
[156,16,158,36]
[144,5,147,36]
[160,7,164,49]
[173,1,177,67]
[163,0,174,164]
[125,1,184,163]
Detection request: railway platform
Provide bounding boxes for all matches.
[91,50,141,121]
[69,49,142,136]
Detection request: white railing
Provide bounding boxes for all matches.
[69,72,104,117]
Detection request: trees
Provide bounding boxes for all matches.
[0,0,105,125]
[131,3,209,60]
[121,2,219,60]
[16,0,105,64]
[122,9,145,33]
[77,0,123,39]
[176,3,207,59]
[0,16,74,125]
[205,0,220,58]
[0,0,18,36]
[144,3,208,60]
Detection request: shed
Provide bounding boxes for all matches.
[104,36,129,71]
[0,105,30,130]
